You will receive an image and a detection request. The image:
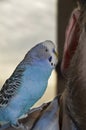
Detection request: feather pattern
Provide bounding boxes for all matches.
[0,66,25,107]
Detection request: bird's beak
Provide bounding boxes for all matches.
[53,50,58,58]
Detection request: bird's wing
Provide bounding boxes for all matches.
[0,66,25,107]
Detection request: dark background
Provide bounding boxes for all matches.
[57,0,76,93]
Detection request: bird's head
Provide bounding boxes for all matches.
[24,40,58,69]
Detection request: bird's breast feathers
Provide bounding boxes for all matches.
[3,66,49,118]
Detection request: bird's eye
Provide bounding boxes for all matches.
[45,48,48,52]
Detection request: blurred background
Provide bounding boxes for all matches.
[0,0,57,106]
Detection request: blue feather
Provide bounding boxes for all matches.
[0,60,52,125]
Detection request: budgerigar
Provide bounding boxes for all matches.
[0,40,58,129]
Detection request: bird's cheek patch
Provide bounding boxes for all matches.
[48,56,52,62]
[48,56,55,67]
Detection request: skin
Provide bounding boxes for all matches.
[62,6,86,130]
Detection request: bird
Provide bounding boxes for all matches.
[0,40,58,130]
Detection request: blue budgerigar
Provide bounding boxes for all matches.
[0,40,58,129]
